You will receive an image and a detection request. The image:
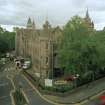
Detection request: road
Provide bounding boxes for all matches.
[84,92,105,105]
[84,99,100,105]
[1,61,105,105]
[0,62,53,105]
[0,62,15,105]
[14,74,52,105]
[0,76,13,105]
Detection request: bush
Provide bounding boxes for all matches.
[43,84,73,93]
[13,89,27,105]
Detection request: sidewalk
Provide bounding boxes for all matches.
[43,77,105,104]
[25,70,105,104]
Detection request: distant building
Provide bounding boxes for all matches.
[84,9,94,30]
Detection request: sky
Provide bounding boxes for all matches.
[0,0,105,31]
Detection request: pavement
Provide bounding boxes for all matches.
[43,77,105,105]
[23,70,105,105]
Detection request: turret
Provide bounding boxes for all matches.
[84,9,94,30]
[85,8,90,19]
[91,21,94,29]
[85,8,91,22]
[32,20,35,29]
[27,17,32,29]
[43,20,51,30]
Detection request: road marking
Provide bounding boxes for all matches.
[0,96,8,99]
[79,90,105,105]
[7,76,16,105]
[6,76,15,89]
[21,89,30,104]
[74,104,81,105]
[22,74,67,105]
[10,90,16,105]
[90,90,105,100]
[79,99,89,105]
[23,74,105,105]
[0,83,8,86]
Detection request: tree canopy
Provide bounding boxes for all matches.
[57,16,105,80]
[0,26,15,54]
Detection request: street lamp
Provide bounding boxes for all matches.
[74,74,80,88]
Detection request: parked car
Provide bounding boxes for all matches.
[22,60,31,70]
[22,64,28,69]
[14,58,19,62]
[64,75,76,81]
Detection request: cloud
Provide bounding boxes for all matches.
[0,0,105,30]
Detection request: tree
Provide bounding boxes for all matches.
[91,30,105,74]
[57,16,95,77]
[0,26,15,54]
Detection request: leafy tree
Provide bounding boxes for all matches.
[57,16,96,77]
[91,30,105,71]
[0,26,15,54]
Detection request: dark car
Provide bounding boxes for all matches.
[64,75,75,81]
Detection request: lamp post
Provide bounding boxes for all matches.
[74,74,80,88]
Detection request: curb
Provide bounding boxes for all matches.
[22,73,105,105]
[7,76,16,105]
[21,89,30,104]
[10,90,16,105]
[22,74,66,105]
[7,75,30,105]
[44,88,105,105]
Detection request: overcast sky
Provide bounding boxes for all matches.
[0,0,105,31]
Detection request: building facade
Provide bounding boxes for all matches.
[15,18,62,79]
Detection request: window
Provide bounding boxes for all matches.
[46,43,48,49]
[46,57,48,64]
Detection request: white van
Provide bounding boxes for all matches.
[22,60,31,70]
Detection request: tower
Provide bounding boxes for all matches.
[27,17,32,29]
[85,8,91,23]
[32,20,35,29]
[84,9,94,30]
[43,20,51,30]
[86,8,90,19]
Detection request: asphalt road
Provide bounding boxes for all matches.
[84,99,100,105]
[0,62,53,105]
[0,62,19,105]
[1,61,105,105]
[14,75,53,105]
[0,76,13,105]
[84,93,105,105]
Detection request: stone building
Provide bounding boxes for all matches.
[15,18,63,79]
[15,10,94,80]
